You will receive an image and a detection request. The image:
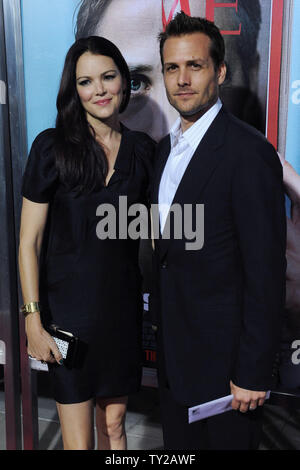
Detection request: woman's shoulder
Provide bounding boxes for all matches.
[22,129,58,203]
[125,129,156,158]
[31,128,56,152]
[24,128,59,180]
[27,128,58,170]
[128,129,156,145]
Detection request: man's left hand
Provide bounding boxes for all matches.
[230,381,267,413]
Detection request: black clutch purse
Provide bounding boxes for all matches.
[47,324,79,368]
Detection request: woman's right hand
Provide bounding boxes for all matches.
[25,313,63,365]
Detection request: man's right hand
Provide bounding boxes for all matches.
[230,381,266,413]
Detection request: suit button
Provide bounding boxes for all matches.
[161,262,167,268]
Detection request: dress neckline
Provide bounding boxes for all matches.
[104,125,134,187]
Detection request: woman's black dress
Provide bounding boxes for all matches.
[22,127,155,404]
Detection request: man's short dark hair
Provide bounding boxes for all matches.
[158,12,225,71]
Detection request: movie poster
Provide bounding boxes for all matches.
[21,1,286,382]
[73,0,283,147]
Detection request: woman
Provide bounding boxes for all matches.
[19,36,155,450]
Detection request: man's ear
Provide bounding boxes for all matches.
[218,62,227,86]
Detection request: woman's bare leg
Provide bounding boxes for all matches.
[56,399,94,450]
[95,396,128,450]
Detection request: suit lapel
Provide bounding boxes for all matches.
[172,107,228,206]
[155,107,229,260]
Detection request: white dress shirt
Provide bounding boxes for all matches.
[158,99,223,232]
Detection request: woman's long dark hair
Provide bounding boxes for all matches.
[55,36,131,193]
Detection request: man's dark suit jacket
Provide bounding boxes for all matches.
[151,106,286,407]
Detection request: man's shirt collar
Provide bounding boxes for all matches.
[170,98,223,152]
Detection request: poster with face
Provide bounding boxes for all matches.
[75,0,282,148]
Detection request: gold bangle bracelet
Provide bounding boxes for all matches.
[21,301,41,317]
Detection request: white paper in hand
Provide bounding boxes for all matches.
[188,391,270,423]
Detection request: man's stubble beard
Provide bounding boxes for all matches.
[166,90,219,118]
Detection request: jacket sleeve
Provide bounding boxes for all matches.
[231,139,286,391]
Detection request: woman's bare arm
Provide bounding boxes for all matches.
[278,154,300,316]
[278,153,300,208]
[19,197,62,363]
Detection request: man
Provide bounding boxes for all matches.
[151,12,286,449]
